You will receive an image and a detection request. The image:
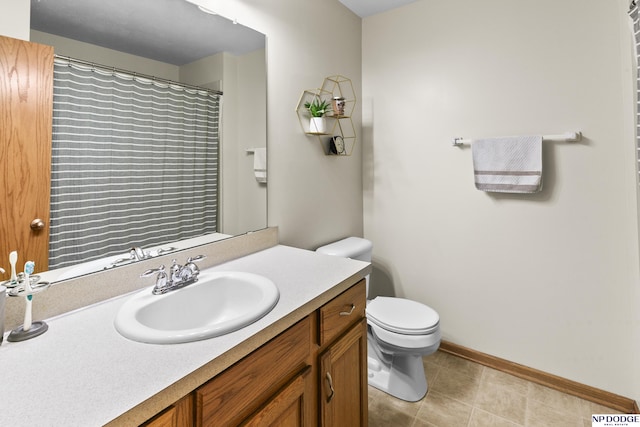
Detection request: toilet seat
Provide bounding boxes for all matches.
[369,322,441,351]
[366,297,439,335]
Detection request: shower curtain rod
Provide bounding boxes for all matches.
[53,54,223,96]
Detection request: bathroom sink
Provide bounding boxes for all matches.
[114,270,279,344]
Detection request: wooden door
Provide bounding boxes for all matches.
[319,318,368,427]
[0,35,53,277]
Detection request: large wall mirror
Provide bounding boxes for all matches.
[27,0,267,282]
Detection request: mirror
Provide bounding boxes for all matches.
[27,0,267,282]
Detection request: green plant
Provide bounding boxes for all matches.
[304,98,331,117]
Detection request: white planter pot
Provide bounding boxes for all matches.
[309,117,327,134]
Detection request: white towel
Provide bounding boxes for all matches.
[252,147,267,184]
[471,135,543,193]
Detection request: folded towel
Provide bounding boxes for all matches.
[471,135,543,193]
[252,147,267,184]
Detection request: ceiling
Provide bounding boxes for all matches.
[339,0,420,17]
[30,0,265,66]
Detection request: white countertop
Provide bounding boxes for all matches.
[0,245,369,427]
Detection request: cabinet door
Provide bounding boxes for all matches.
[196,318,311,427]
[140,394,193,427]
[319,318,368,427]
[0,35,53,276]
[241,366,311,427]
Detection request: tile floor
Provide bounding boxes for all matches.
[368,350,620,427]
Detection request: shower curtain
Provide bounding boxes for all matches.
[49,58,221,269]
[630,1,640,182]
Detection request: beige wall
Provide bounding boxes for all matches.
[234,49,268,233]
[1,0,29,41]
[362,0,640,400]
[30,31,180,80]
[182,50,268,235]
[179,52,224,90]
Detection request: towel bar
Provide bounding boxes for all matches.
[452,131,582,146]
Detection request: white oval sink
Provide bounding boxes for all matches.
[114,271,279,344]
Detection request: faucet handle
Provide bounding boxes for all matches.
[141,265,171,295]
[157,246,177,256]
[187,255,206,263]
[141,264,166,278]
[130,247,146,261]
[185,255,206,275]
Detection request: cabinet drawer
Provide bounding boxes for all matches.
[318,280,366,347]
[196,317,311,427]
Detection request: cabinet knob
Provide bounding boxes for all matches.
[30,219,45,231]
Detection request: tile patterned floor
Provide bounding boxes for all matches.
[368,350,620,427]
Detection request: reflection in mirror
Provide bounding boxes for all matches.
[26,0,267,283]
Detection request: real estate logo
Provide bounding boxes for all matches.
[592,414,640,426]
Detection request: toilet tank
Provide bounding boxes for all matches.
[316,237,373,262]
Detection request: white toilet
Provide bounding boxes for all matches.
[316,237,441,402]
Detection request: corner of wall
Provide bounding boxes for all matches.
[0,0,30,41]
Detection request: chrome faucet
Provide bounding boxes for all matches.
[131,247,146,260]
[104,246,179,270]
[141,255,206,295]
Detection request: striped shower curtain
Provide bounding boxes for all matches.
[630,1,640,182]
[49,58,221,269]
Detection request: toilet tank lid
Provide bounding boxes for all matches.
[316,237,373,257]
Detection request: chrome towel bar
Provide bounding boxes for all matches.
[452,131,582,147]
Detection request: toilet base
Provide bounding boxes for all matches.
[367,339,430,402]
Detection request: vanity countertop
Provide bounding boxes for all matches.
[0,244,370,427]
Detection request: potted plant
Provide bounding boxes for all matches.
[304,98,331,134]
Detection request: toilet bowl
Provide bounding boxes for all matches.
[316,237,441,402]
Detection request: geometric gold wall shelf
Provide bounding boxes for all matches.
[296,87,335,134]
[295,75,356,156]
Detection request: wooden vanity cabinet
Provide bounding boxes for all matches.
[316,280,368,427]
[140,279,367,427]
